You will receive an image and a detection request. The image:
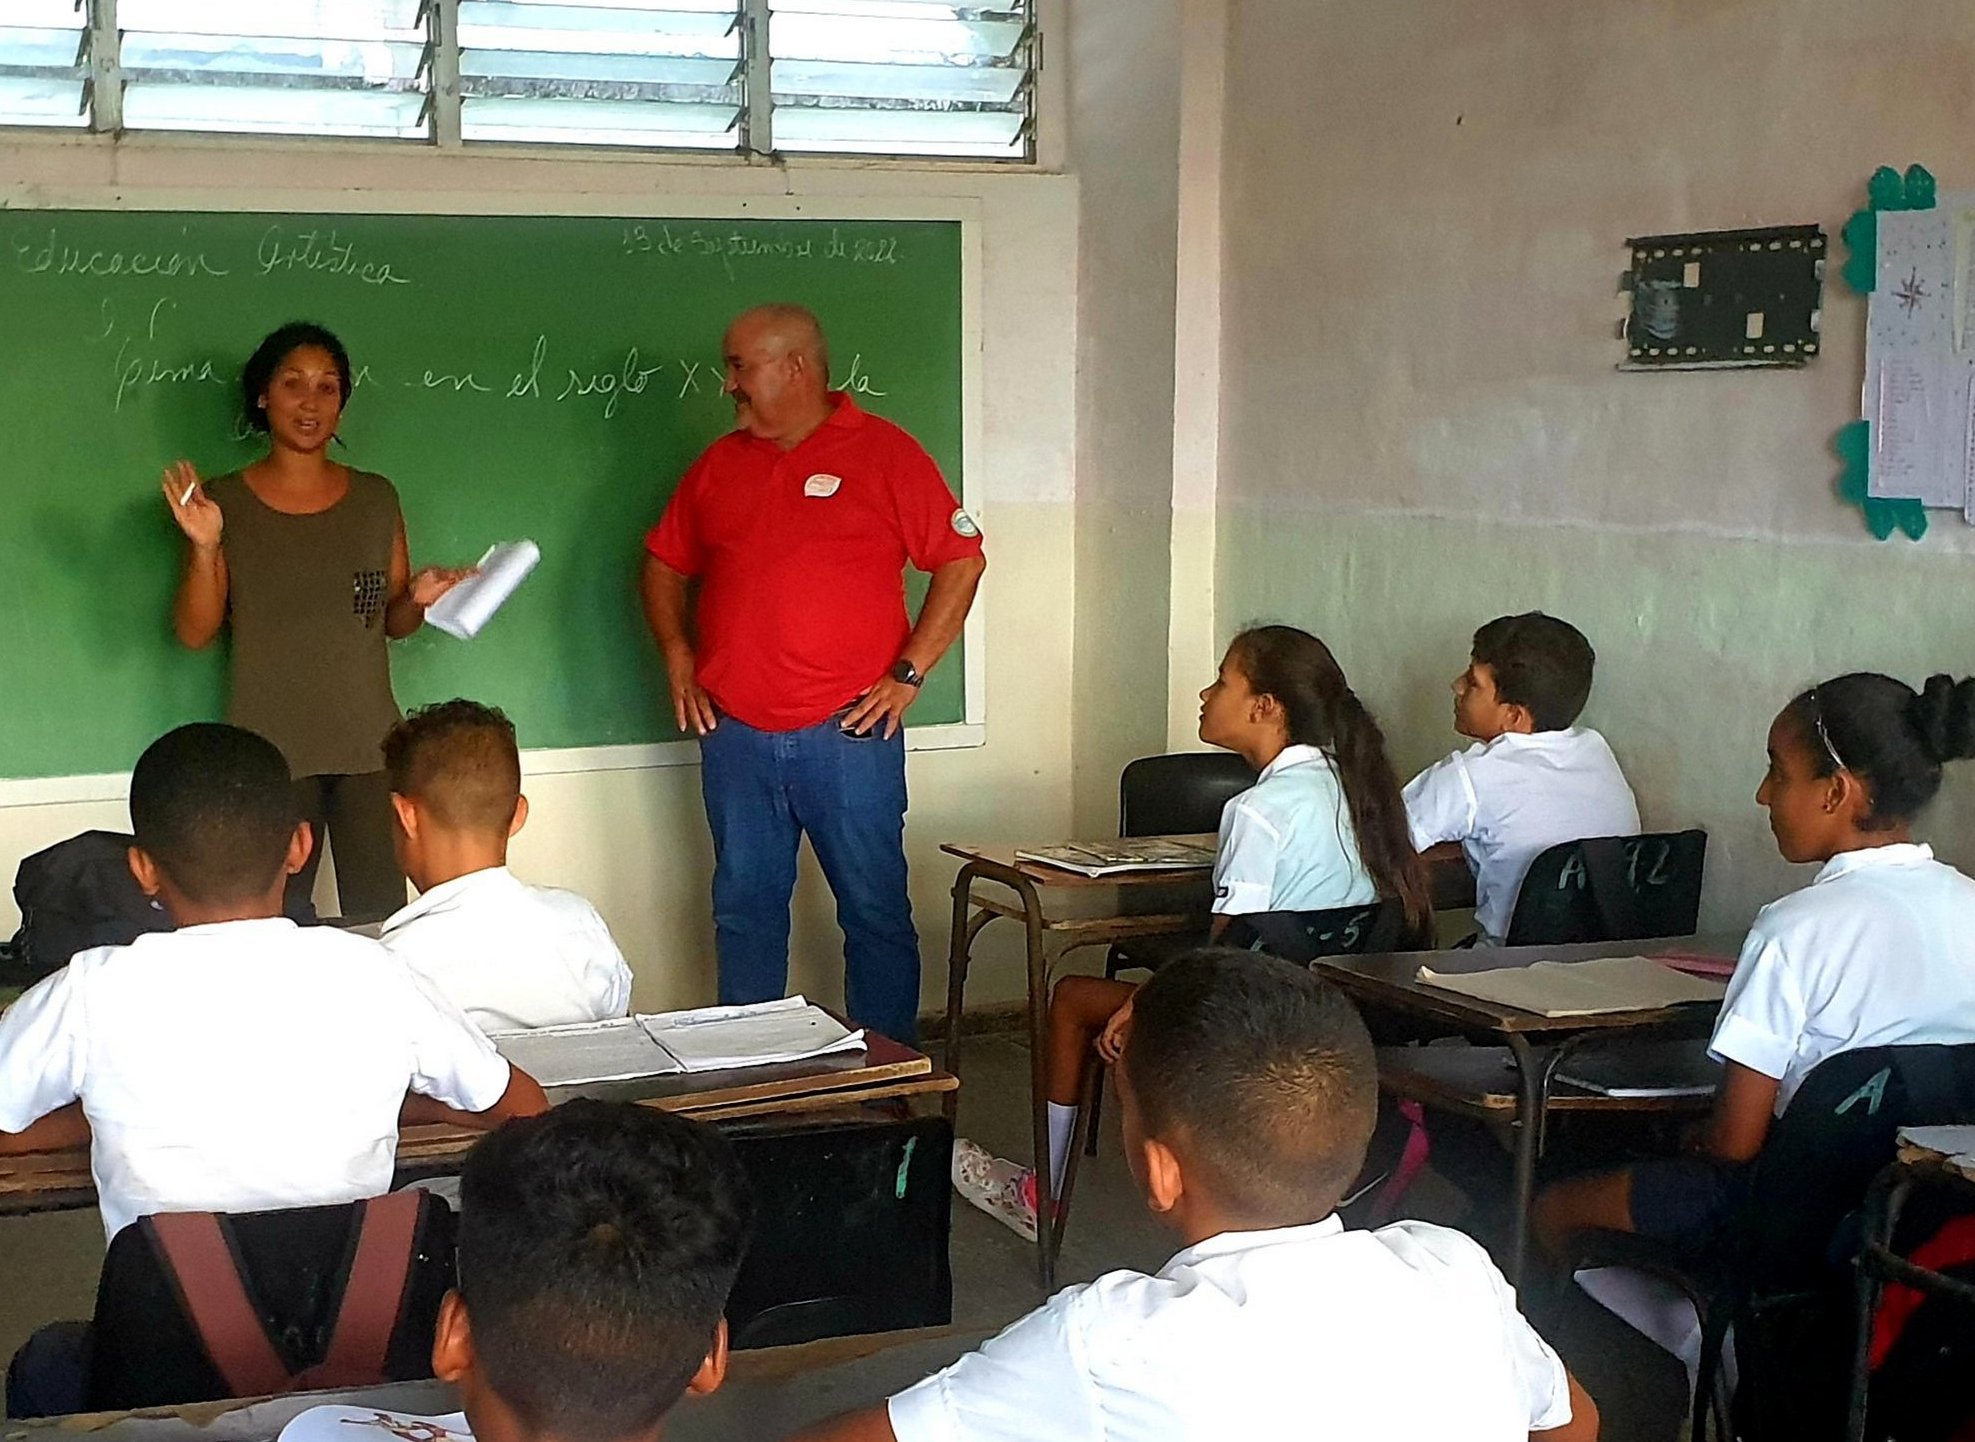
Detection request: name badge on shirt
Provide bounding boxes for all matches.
[803,473,843,498]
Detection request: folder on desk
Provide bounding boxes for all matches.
[1415,955,1728,1018]
[1017,838,1218,877]
[491,997,865,1086]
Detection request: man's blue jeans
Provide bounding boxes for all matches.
[698,712,922,1043]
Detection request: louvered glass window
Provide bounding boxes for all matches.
[0,1,88,129]
[117,1,432,138]
[768,0,1033,159]
[0,1,1041,161]
[458,2,744,149]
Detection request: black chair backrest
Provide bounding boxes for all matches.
[1221,899,1432,963]
[1741,1043,1975,1292]
[1504,829,1707,946]
[1118,752,1258,839]
[87,1192,456,1411]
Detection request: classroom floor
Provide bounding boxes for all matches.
[0,1034,1688,1438]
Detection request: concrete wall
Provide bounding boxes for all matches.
[1068,0,1182,828]
[1215,0,1975,928]
[0,136,1080,1017]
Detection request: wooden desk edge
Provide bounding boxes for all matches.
[0,1063,954,1215]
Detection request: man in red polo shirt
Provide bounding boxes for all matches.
[640,304,985,1043]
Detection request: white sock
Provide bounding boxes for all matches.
[1046,1102,1077,1196]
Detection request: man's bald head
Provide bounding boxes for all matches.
[727,304,831,383]
[722,304,835,446]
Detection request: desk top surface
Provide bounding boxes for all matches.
[941,836,1219,887]
[0,1033,948,1215]
[1317,934,1745,1035]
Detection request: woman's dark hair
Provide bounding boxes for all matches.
[1227,625,1431,932]
[1784,672,1975,828]
[241,321,352,434]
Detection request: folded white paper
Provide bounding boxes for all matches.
[640,996,865,1073]
[490,1017,682,1087]
[489,996,866,1085]
[426,539,540,639]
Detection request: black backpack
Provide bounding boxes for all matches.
[6,830,317,983]
[7,831,171,983]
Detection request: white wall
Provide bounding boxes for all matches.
[1211,0,1975,931]
[1067,0,1182,828]
[0,134,1080,1017]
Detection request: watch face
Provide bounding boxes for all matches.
[892,660,922,686]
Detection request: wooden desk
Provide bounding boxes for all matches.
[0,1034,956,1218]
[0,1327,971,1442]
[1316,934,1742,1281]
[939,838,1214,1289]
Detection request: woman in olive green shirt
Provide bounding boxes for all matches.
[162,322,468,922]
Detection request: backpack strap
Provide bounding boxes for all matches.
[299,1191,424,1389]
[147,1213,295,1400]
[1579,837,1646,941]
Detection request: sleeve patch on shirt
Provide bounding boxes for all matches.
[950,507,981,538]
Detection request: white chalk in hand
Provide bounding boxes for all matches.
[179,481,196,506]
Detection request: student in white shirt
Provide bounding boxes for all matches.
[0,723,550,1415]
[952,626,1430,1240]
[800,950,1597,1442]
[379,700,632,1033]
[1404,612,1640,943]
[1535,671,1975,1255]
[0,724,550,1239]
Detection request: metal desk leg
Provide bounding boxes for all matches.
[941,863,992,1124]
[1505,1033,1566,1285]
[1002,873,1057,1292]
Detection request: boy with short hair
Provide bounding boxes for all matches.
[379,700,632,1033]
[0,723,549,1243]
[794,950,1597,1442]
[1403,612,1640,944]
[428,1099,754,1442]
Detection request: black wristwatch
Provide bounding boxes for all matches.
[891,658,925,688]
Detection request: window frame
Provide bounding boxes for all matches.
[0,0,1042,166]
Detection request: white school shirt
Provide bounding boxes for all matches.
[0,919,513,1241]
[1212,744,1378,917]
[887,1216,1573,1442]
[1710,843,1975,1113]
[379,866,633,1033]
[1403,727,1640,942]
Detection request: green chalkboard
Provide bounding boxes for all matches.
[0,210,966,780]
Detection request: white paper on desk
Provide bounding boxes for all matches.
[278,1405,471,1442]
[1414,956,1726,1018]
[639,995,864,1073]
[489,1016,682,1087]
[425,540,540,640]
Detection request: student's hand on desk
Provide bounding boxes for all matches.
[408,565,475,608]
[1096,994,1135,1065]
[841,677,919,741]
[161,460,222,549]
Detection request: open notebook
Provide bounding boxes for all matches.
[1416,955,1727,1018]
[490,997,864,1087]
[1017,837,1218,877]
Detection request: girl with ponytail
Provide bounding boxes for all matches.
[952,626,1428,1240]
[1535,672,1975,1257]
